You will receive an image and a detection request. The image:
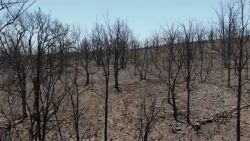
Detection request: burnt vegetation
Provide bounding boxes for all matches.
[0,0,250,141]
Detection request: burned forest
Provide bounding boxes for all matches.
[0,0,249,141]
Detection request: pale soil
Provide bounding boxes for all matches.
[0,63,250,141]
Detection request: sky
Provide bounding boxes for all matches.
[30,0,232,40]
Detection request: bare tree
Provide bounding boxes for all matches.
[130,37,139,75]
[225,3,238,86]
[181,21,196,124]
[23,10,71,141]
[0,19,29,119]
[91,23,111,141]
[149,33,160,69]
[0,0,35,121]
[207,26,216,72]
[196,24,211,82]
[216,3,227,69]
[164,26,184,121]
[79,37,92,86]
[0,0,35,31]
[111,19,130,91]
[216,2,238,86]
[134,40,151,81]
[234,0,249,140]
[66,50,89,141]
[135,93,160,141]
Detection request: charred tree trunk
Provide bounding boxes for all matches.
[171,86,178,121]
[85,66,90,86]
[237,62,242,141]
[33,73,41,140]
[186,76,191,124]
[20,73,27,119]
[32,36,42,140]
[114,57,120,91]
[186,43,192,125]
[104,78,109,141]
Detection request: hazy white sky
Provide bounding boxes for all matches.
[31,0,232,39]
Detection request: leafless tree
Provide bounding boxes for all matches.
[134,40,151,81]
[111,19,130,91]
[216,2,238,86]
[65,49,89,141]
[233,0,249,140]
[149,33,160,69]
[207,26,216,71]
[0,0,35,121]
[216,3,227,69]
[79,37,92,86]
[225,3,238,86]
[91,23,111,141]
[216,1,250,140]
[130,37,140,75]
[0,0,35,32]
[196,24,210,82]
[181,21,196,124]
[92,24,104,67]
[164,26,184,121]
[0,59,25,140]
[0,19,29,119]
[23,10,71,141]
[135,93,160,141]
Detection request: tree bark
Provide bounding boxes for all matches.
[104,78,109,141]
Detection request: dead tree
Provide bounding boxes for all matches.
[0,20,29,119]
[66,49,89,141]
[92,24,104,67]
[103,28,111,141]
[24,10,70,141]
[134,40,151,81]
[196,25,210,82]
[215,2,249,140]
[234,0,249,140]
[207,27,216,70]
[79,37,92,86]
[135,93,160,141]
[111,20,130,91]
[226,2,238,86]
[216,3,227,69]
[0,0,35,120]
[28,12,46,140]
[131,38,140,75]
[164,26,184,121]
[0,70,24,140]
[216,2,238,86]
[0,0,34,32]
[40,21,70,141]
[149,33,160,69]
[91,23,111,141]
[149,26,185,121]
[181,21,196,124]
